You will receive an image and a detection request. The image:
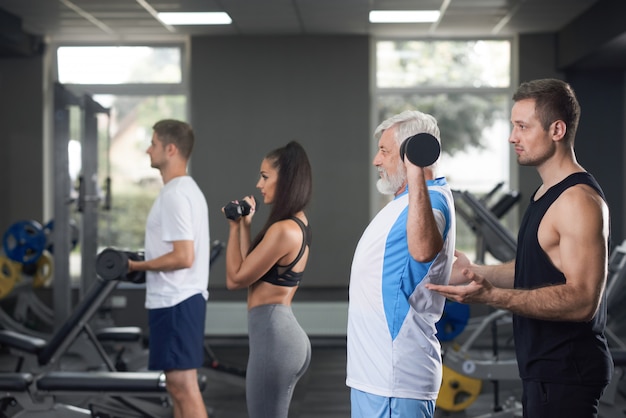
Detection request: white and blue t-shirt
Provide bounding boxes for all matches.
[346,177,455,400]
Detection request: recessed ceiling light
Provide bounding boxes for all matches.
[157,12,232,25]
[369,10,440,23]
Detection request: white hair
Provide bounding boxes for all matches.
[374,109,442,172]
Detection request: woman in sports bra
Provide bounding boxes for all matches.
[223,141,312,418]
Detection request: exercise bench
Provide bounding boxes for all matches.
[0,370,207,417]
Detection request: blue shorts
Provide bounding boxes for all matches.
[351,388,435,418]
[148,293,206,371]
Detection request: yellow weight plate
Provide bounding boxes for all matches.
[436,364,482,412]
[33,251,53,288]
[0,255,20,299]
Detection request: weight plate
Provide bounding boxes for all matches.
[436,365,482,412]
[43,219,80,254]
[96,248,129,281]
[436,300,470,341]
[33,250,54,288]
[400,132,441,167]
[0,255,20,299]
[2,220,47,265]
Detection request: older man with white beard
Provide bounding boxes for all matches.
[346,110,456,418]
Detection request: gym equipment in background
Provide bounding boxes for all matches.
[436,300,470,342]
[599,240,626,418]
[2,220,47,267]
[436,309,521,416]
[453,183,520,264]
[0,219,78,339]
[438,185,521,416]
[0,247,200,417]
[202,240,246,377]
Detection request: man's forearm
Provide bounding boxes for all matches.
[472,261,515,289]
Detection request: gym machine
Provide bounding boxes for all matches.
[0,248,207,417]
[453,182,519,264]
[436,186,521,416]
[598,240,626,418]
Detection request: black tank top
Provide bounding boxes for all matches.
[258,217,311,287]
[513,172,612,384]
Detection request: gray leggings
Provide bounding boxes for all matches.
[246,304,312,418]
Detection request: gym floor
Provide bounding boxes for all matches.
[202,337,523,418]
[0,335,523,418]
[202,337,351,418]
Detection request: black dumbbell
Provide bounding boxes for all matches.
[223,199,252,221]
[399,132,441,167]
[96,248,146,283]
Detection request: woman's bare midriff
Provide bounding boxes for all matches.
[247,280,298,310]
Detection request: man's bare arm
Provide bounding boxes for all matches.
[129,240,194,272]
[406,164,443,262]
[429,186,609,322]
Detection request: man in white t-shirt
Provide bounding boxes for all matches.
[128,119,210,418]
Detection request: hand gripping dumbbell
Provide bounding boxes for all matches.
[399,132,441,167]
[96,248,146,283]
[223,199,252,221]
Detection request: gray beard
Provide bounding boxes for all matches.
[376,168,405,195]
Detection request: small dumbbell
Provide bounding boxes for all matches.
[399,132,441,167]
[223,199,252,221]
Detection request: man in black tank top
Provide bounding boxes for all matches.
[427,79,612,418]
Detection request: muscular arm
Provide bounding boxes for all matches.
[496,186,608,321]
[429,186,609,322]
[406,164,443,262]
[128,240,194,272]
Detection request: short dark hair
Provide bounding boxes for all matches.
[512,78,581,144]
[250,141,313,252]
[152,119,195,159]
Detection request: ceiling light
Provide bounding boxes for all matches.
[369,10,440,23]
[157,12,232,25]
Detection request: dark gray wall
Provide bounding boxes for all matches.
[565,71,625,247]
[0,56,45,232]
[189,35,371,295]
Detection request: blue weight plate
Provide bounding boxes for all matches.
[2,220,46,265]
[436,300,470,341]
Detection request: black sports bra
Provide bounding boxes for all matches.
[258,217,311,287]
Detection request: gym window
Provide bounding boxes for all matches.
[54,44,187,275]
[57,46,182,84]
